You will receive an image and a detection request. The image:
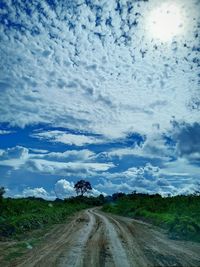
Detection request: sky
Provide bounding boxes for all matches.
[0,0,199,199]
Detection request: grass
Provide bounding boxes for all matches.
[102,193,200,242]
[0,196,97,239]
[0,195,101,265]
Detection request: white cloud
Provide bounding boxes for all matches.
[0,146,28,160]
[96,180,134,193]
[0,1,199,197]
[0,146,114,174]
[32,131,107,146]
[106,134,173,160]
[54,179,106,199]
[161,157,200,179]
[54,179,75,199]
[0,130,12,135]
[15,187,50,199]
[177,183,200,195]
[33,149,95,161]
[94,160,198,196]
[89,188,107,197]
[95,177,178,196]
[26,159,114,175]
[29,148,49,154]
[0,0,199,140]
[0,146,29,169]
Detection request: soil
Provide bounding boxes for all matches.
[1,208,200,267]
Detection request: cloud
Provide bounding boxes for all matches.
[54,179,106,199]
[54,179,75,199]
[0,0,199,197]
[7,180,106,200]
[32,131,107,146]
[96,177,178,196]
[0,146,28,160]
[104,133,173,164]
[29,148,49,154]
[0,146,114,175]
[0,130,12,135]
[15,187,50,199]
[161,157,200,179]
[126,163,160,180]
[26,159,114,175]
[33,149,95,162]
[96,162,161,193]
[96,180,135,193]
[95,160,198,196]
[0,0,199,140]
[0,146,29,169]
[173,122,200,161]
[106,143,170,161]
[89,188,107,197]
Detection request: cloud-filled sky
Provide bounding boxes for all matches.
[0,0,199,199]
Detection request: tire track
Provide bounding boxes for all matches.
[103,212,200,267]
[10,208,200,267]
[91,209,131,267]
[58,210,96,267]
[83,210,114,267]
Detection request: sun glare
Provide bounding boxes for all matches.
[147,3,184,42]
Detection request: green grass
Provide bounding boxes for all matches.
[0,197,94,239]
[0,195,104,264]
[102,194,200,242]
[5,251,24,261]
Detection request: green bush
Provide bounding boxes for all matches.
[0,197,91,238]
[103,194,200,242]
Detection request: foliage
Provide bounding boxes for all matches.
[102,193,200,242]
[112,192,126,201]
[0,193,108,239]
[64,194,106,206]
[74,180,92,196]
[0,197,92,239]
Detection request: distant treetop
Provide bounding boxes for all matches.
[74,180,92,196]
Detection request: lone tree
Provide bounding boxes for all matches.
[74,180,92,196]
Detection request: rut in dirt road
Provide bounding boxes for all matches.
[12,208,200,267]
[84,209,131,267]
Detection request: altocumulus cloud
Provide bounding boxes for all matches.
[0,0,199,137]
[0,0,199,198]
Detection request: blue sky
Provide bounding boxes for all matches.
[0,0,199,199]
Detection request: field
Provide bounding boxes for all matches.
[102,193,200,242]
[0,196,102,239]
[1,194,200,266]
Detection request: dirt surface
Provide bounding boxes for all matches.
[2,208,200,267]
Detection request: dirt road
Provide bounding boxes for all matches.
[11,208,200,267]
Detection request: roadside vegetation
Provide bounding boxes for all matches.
[1,182,200,243]
[102,192,200,242]
[0,196,99,239]
[0,181,105,239]
[0,180,105,266]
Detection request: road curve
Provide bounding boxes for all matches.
[13,208,200,267]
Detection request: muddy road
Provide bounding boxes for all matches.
[10,208,200,267]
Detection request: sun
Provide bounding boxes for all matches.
[147,3,184,42]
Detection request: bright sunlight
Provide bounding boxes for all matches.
[147,2,184,42]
